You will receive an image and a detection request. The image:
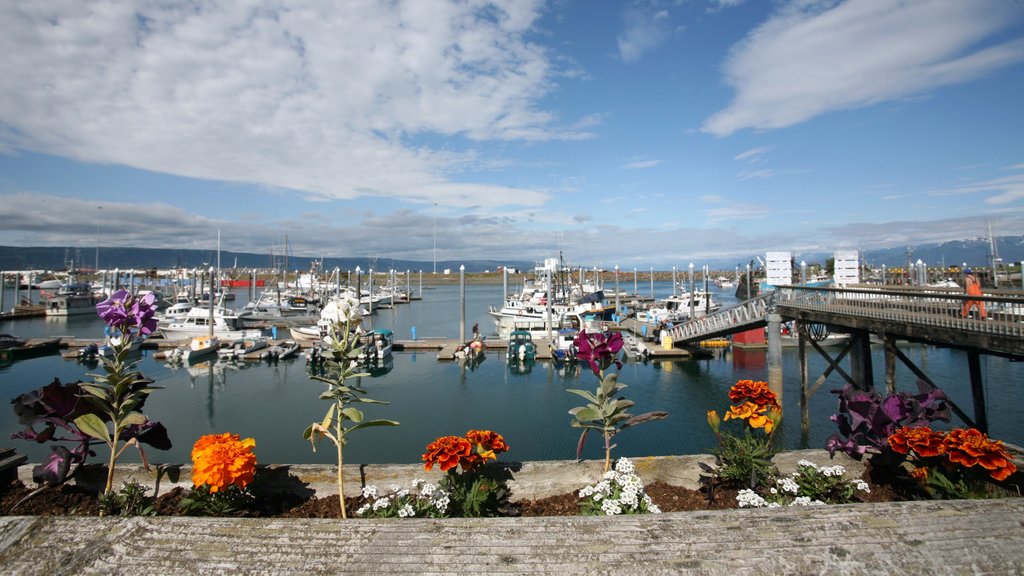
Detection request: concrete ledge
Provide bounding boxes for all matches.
[16,450,867,501]
[1,498,1022,575]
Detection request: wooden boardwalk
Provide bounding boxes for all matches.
[1,499,1021,575]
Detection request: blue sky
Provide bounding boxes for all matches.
[1,0,1022,270]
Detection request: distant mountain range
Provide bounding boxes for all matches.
[0,246,535,274]
[0,236,1020,272]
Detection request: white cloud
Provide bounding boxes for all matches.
[617,6,671,63]
[623,158,662,169]
[703,0,1024,136]
[0,0,577,209]
[733,145,773,163]
[930,171,1024,205]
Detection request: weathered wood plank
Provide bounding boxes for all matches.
[1,498,1022,575]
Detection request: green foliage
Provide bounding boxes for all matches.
[567,373,668,472]
[578,458,661,515]
[440,468,513,518]
[97,480,155,517]
[706,428,779,490]
[177,484,254,517]
[303,307,398,518]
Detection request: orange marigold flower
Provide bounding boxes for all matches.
[723,401,763,422]
[191,433,257,493]
[422,435,472,472]
[728,379,780,410]
[910,466,929,482]
[942,428,1018,482]
[888,426,945,457]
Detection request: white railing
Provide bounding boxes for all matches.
[667,292,775,343]
[775,286,1024,339]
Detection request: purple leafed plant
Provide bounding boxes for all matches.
[10,378,170,486]
[825,381,950,460]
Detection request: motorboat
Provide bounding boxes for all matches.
[507,329,537,362]
[166,334,221,363]
[158,306,262,341]
[636,291,721,324]
[260,340,300,361]
[217,336,269,360]
[358,329,393,362]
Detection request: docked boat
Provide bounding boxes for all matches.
[636,291,721,324]
[217,336,269,360]
[158,306,262,341]
[236,290,319,327]
[260,340,300,361]
[507,329,537,362]
[166,334,221,363]
[714,276,735,289]
[44,283,96,317]
[0,334,61,364]
[358,329,393,363]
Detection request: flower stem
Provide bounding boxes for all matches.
[336,410,346,519]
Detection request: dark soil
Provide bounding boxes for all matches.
[0,471,903,518]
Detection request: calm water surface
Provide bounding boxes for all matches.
[2,282,1021,466]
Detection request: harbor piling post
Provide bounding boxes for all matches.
[968,351,988,432]
[419,270,422,298]
[800,261,806,285]
[650,267,654,299]
[14,271,21,307]
[884,334,897,394]
[459,265,465,342]
[546,267,553,338]
[688,263,695,319]
[389,269,395,308]
[704,265,710,314]
[672,266,677,297]
[502,267,508,303]
[406,270,410,302]
[798,321,809,435]
[767,312,783,403]
[633,268,637,296]
[746,263,751,300]
[0,272,5,311]
[114,268,119,292]
[614,266,620,324]
[368,269,374,314]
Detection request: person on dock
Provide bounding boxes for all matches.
[472,323,480,340]
[961,269,986,319]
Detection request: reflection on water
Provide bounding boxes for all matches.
[1,283,1022,466]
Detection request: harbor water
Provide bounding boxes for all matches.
[2,282,1022,466]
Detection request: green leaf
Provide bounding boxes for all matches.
[341,407,364,423]
[570,406,602,422]
[566,388,599,404]
[302,424,315,440]
[598,373,621,397]
[120,411,147,427]
[321,404,336,429]
[347,419,399,433]
[78,384,111,401]
[352,397,390,405]
[75,413,112,444]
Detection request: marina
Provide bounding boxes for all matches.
[2,272,1023,469]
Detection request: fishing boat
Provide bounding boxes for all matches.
[44,282,96,317]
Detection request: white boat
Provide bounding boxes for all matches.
[288,295,367,344]
[158,306,262,341]
[97,334,145,357]
[166,334,221,363]
[358,329,394,362]
[714,276,735,289]
[636,291,721,324]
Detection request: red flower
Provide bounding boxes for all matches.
[728,379,780,411]
[941,428,1017,482]
[888,426,944,457]
[422,435,472,472]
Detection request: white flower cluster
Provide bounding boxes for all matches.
[797,459,846,478]
[354,478,450,518]
[579,458,661,515]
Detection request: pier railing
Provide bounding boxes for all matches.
[667,292,775,344]
[775,285,1024,339]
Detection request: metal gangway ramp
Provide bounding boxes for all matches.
[666,292,774,344]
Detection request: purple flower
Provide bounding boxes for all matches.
[96,289,158,335]
[574,329,624,377]
[96,289,131,328]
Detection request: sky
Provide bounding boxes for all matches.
[1,0,1023,270]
